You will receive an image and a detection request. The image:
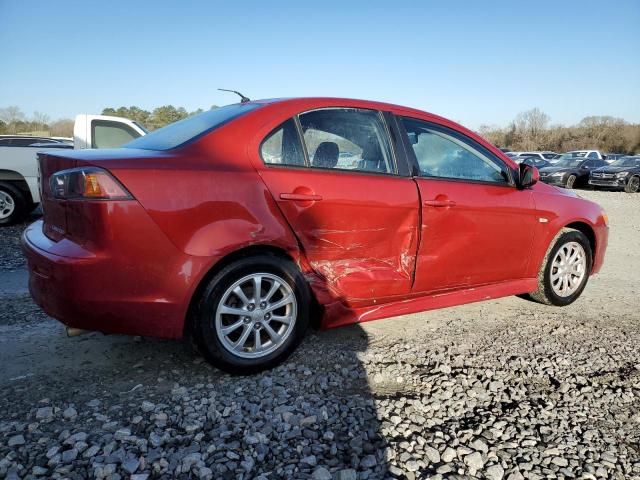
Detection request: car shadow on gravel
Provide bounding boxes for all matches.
[0,292,393,479]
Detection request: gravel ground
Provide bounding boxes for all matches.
[0,191,639,480]
[0,210,40,271]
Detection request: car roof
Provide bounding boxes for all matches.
[249,97,453,123]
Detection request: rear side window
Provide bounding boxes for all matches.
[261,119,305,167]
[91,120,139,148]
[124,103,261,151]
[298,108,394,174]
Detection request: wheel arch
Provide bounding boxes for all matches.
[563,221,596,271]
[183,244,322,338]
[0,170,35,204]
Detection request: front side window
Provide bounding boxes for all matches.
[587,152,599,159]
[401,117,509,184]
[298,108,394,174]
[260,119,305,167]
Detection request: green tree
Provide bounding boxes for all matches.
[149,105,188,129]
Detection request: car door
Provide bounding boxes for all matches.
[398,116,539,293]
[255,108,420,303]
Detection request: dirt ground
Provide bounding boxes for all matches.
[0,190,638,479]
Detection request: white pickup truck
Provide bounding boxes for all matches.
[0,114,146,225]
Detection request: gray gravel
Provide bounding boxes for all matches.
[0,191,639,479]
[0,210,40,272]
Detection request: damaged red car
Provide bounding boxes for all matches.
[23,98,609,373]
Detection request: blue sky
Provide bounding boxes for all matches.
[1,0,638,129]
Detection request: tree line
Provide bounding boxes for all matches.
[478,108,640,154]
[2,104,639,154]
[0,104,217,137]
[100,105,218,131]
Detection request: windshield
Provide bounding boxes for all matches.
[555,158,584,168]
[612,157,640,168]
[124,103,261,150]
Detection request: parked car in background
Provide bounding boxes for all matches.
[603,153,627,164]
[0,115,146,225]
[551,150,606,163]
[23,97,608,374]
[539,157,608,188]
[589,156,640,193]
[0,135,69,147]
[516,151,557,160]
[521,157,551,169]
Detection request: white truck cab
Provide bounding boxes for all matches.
[0,114,146,225]
[73,114,147,149]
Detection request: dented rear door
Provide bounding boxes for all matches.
[255,108,420,304]
[261,168,420,302]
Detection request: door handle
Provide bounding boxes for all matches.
[424,199,456,208]
[280,193,323,202]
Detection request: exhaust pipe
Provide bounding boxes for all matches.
[66,327,90,337]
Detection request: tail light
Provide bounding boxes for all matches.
[49,167,132,200]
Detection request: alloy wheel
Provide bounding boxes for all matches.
[215,273,297,359]
[0,191,15,220]
[550,241,587,297]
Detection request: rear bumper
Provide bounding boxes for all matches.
[22,219,207,339]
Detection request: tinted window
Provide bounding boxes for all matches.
[401,117,509,184]
[124,103,261,151]
[587,152,599,159]
[261,119,305,167]
[298,108,394,174]
[91,120,140,148]
[0,139,11,146]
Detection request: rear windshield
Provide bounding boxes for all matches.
[124,103,261,151]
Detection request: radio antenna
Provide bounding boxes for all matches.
[218,88,250,103]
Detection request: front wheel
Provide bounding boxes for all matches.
[625,175,640,193]
[193,255,310,374]
[527,229,592,306]
[0,182,28,226]
[565,174,577,189]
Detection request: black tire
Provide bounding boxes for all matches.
[0,182,28,226]
[625,175,640,193]
[526,228,592,306]
[565,174,577,189]
[193,254,310,374]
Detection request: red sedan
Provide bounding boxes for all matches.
[22,98,608,374]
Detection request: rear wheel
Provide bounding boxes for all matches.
[193,255,310,374]
[625,175,640,193]
[565,174,577,189]
[0,182,27,226]
[527,229,592,306]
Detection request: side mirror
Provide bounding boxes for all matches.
[519,163,539,189]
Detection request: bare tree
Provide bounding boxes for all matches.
[514,108,550,150]
[49,119,74,137]
[32,111,50,131]
[0,106,25,124]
